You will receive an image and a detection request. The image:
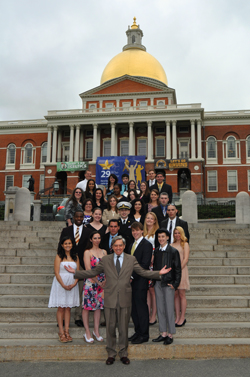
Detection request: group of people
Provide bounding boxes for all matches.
[48,169,190,365]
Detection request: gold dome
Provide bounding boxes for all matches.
[100,48,168,86]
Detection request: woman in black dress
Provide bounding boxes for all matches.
[86,207,107,237]
[93,188,107,211]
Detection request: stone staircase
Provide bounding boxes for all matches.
[0,221,250,361]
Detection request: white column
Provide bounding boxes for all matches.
[99,100,103,111]
[133,98,136,108]
[166,121,171,159]
[52,126,57,163]
[129,122,134,156]
[172,120,177,159]
[82,100,86,110]
[57,129,62,161]
[191,120,196,159]
[111,123,116,156]
[116,99,119,110]
[46,126,52,163]
[147,121,153,160]
[197,119,202,159]
[150,97,154,107]
[74,125,80,161]
[69,125,74,162]
[79,128,84,161]
[92,123,98,161]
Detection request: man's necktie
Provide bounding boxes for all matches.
[131,241,137,255]
[110,236,113,253]
[75,227,80,245]
[116,255,121,274]
[169,221,172,243]
[163,207,166,216]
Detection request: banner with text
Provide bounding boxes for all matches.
[96,156,146,188]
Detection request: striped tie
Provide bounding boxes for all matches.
[75,227,80,245]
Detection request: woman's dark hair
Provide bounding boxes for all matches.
[131,198,145,216]
[85,179,96,198]
[149,189,160,205]
[66,187,85,207]
[107,194,119,211]
[89,207,103,224]
[57,237,77,261]
[128,180,137,190]
[93,188,105,204]
[82,198,94,211]
[128,189,139,201]
[114,183,122,191]
[108,174,118,187]
[140,181,150,196]
[85,231,102,251]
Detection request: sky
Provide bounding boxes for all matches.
[1,0,250,121]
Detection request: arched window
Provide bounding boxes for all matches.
[207,136,217,159]
[41,142,47,163]
[25,143,33,163]
[132,35,136,43]
[247,136,250,158]
[6,143,16,165]
[227,136,236,158]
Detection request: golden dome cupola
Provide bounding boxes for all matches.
[100,19,168,86]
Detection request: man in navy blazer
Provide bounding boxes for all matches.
[149,171,172,203]
[128,222,153,344]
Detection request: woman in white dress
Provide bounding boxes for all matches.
[48,237,80,343]
[143,212,159,325]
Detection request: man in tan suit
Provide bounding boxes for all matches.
[65,235,170,365]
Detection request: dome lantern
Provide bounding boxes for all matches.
[123,17,146,52]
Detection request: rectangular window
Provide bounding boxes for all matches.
[138,139,147,156]
[103,140,111,156]
[86,130,93,137]
[156,139,165,157]
[40,175,45,191]
[178,139,189,159]
[5,176,14,190]
[248,171,250,191]
[85,140,93,159]
[155,127,165,134]
[63,145,70,162]
[227,170,237,191]
[122,102,131,108]
[22,175,31,189]
[179,126,189,133]
[105,103,113,109]
[207,171,217,192]
[139,101,147,107]
[120,140,129,156]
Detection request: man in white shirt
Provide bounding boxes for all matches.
[76,170,98,192]
[161,204,190,243]
[128,222,153,344]
[147,169,156,187]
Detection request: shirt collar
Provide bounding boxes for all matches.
[134,236,143,245]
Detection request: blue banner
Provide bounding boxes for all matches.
[96,156,146,188]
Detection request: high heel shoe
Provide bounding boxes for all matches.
[84,333,94,343]
[58,332,68,343]
[93,331,103,342]
[175,319,186,327]
[64,329,73,342]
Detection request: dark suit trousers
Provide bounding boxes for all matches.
[105,299,131,358]
[131,288,149,340]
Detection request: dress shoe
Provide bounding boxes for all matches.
[75,320,84,327]
[100,321,106,327]
[128,333,138,341]
[106,357,115,365]
[83,333,94,343]
[120,357,130,365]
[175,319,186,327]
[149,320,157,326]
[131,336,148,344]
[152,335,167,342]
[93,331,103,342]
[164,336,173,345]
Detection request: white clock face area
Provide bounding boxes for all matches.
[194,165,199,171]
[47,169,52,174]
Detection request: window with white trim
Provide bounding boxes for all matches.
[138,139,147,156]
[6,143,16,168]
[20,143,36,169]
[206,136,217,163]
[40,175,45,191]
[85,140,93,159]
[5,175,14,190]
[246,136,250,162]
[139,101,147,108]
[41,142,47,164]
[89,104,96,110]
[62,144,70,162]
[223,136,240,163]
[103,140,111,156]
[157,100,165,106]
[155,138,165,157]
[120,139,129,156]
[227,170,238,191]
[178,138,190,159]
[22,175,31,189]
[105,103,113,111]
[207,170,217,192]
[248,170,250,191]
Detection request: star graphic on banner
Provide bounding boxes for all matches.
[98,160,114,170]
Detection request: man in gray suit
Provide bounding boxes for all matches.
[64,236,170,365]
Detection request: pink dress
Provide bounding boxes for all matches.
[177,245,190,290]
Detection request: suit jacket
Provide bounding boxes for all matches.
[59,225,92,269]
[149,183,172,203]
[100,231,121,255]
[161,217,190,243]
[152,205,168,225]
[118,217,134,252]
[75,253,160,309]
[128,238,153,291]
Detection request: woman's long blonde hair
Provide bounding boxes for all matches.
[173,226,187,248]
[143,212,159,238]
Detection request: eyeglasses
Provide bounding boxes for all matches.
[75,191,82,194]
